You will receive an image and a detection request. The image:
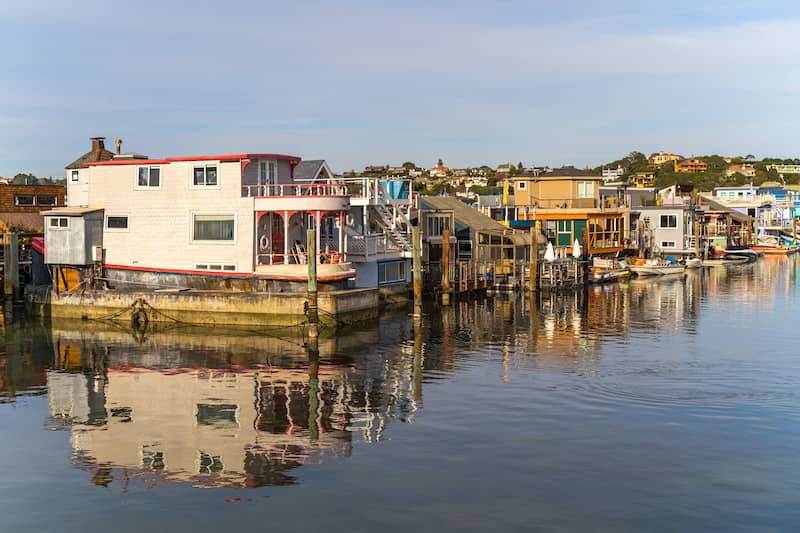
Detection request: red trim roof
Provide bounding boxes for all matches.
[87,153,301,167]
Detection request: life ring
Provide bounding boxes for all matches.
[259,234,270,252]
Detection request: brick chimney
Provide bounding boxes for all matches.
[90,137,106,156]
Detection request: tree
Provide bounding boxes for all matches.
[402,161,416,170]
[13,173,37,185]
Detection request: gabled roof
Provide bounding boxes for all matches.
[66,147,116,169]
[293,160,332,181]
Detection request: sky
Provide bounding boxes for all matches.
[1,0,799,178]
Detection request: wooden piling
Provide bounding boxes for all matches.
[794,217,798,245]
[694,210,701,257]
[3,233,19,301]
[441,227,450,306]
[307,228,319,338]
[529,226,538,292]
[747,215,753,247]
[412,225,423,318]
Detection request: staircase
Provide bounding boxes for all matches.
[372,204,412,252]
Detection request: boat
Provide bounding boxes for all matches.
[751,245,792,255]
[684,257,703,269]
[588,257,631,284]
[629,259,686,276]
[703,256,751,268]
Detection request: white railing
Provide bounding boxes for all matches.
[340,177,414,206]
[242,183,348,197]
[346,233,390,259]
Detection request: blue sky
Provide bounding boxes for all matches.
[1,0,799,177]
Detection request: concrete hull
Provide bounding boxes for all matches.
[27,287,379,328]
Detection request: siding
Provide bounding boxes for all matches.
[0,184,66,212]
[88,160,256,273]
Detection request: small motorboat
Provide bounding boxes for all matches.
[684,257,703,269]
[703,255,751,268]
[629,259,686,276]
[587,257,631,284]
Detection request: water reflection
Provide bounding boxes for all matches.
[2,256,799,494]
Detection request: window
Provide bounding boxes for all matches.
[49,217,69,229]
[379,261,406,284]
[106,216,129,230]
[70,170,79,182]
[518,181,526,190]
[193,165,218,187]
[193,214,235,241]
[426,214,450,237]
[196,404,238,428]
[258,160,277,185]
[37,195,56,206]
[15,195,34,206]
[196,263,237,272]
[137,166,161,188]
[661,241,676,248]
[659,215,677,228]
[577,181,594,198]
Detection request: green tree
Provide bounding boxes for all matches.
[402,161,416,170]
[13,173,37,185]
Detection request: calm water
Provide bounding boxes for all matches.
[2,258,800,532]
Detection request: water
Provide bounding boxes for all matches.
[2,258,800,532]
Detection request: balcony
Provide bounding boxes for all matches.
[243,183,350,212]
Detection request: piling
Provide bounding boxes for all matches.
[307,229,319,338]
[529,226,538,292]
[694,210,701,257]
[412,225,422,318]
[3,233,19,301]
[441,227,451,305]
[747,215,753,247]
[794,217,798,245]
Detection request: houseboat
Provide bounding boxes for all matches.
[32,138,414,326]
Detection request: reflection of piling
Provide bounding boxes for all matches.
[307,229,319,338]
[412,226,422,318]
[307,336,320,442]
[413,318,423,403]
[3,233,19,301]
[441,227,451,305]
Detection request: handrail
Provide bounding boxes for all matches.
[242,183,348,197]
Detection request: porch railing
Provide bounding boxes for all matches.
[242,183,348,197]
[346,233,389,260]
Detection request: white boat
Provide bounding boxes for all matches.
[629,260,686,276]
[684,257,703,269]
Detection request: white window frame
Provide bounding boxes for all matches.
[577,181,595,198]
[48,217,70,230]
[14,194,35,206]
[37,194,57,207]
[195,263,237,272]
[659,214,678,228]
[191,163,220,189]
[258,160,278,185]
[660,240,677,248]
[518,181,526,190]
[378,260,406,285]
[106,214,130,232]
[191,212,237,244]
[136,166,162,189]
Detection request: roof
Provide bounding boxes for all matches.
[40,207,104,216]
[293,160,327,181]
[66,147,116,169]
[420,196,530,245]
[0,212,46,232]
[519,167,600,179]
[700,197,750,223]
[86,153,301,167]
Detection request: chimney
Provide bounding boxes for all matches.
[115,138,122,155]
[90,137,106,156]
